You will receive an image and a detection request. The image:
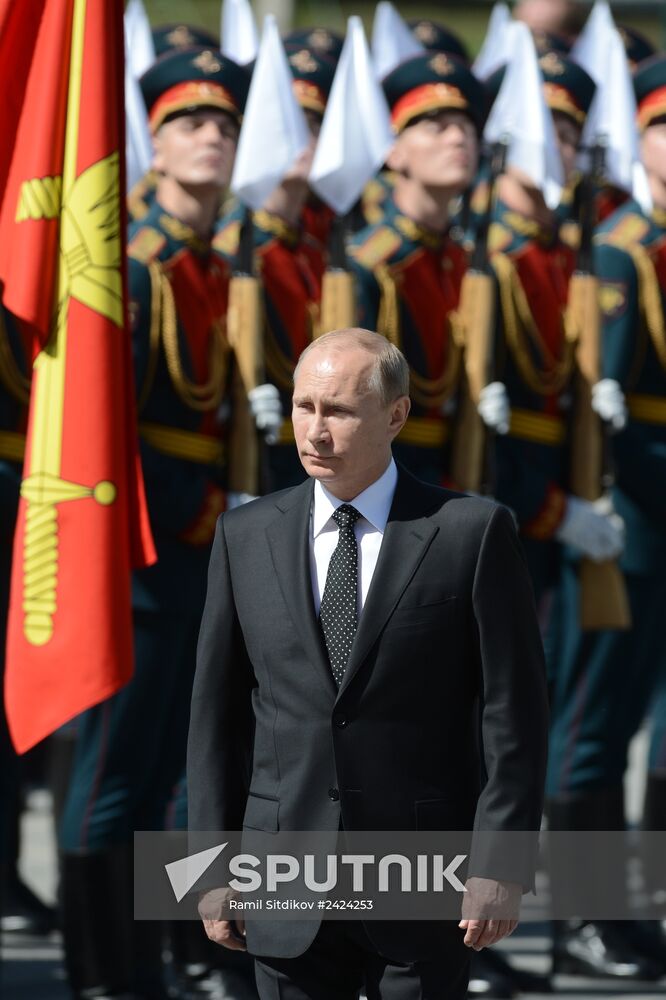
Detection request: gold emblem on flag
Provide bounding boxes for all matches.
[289,49,318,73]
[192,50,222,75]
[14,0,121,646]
[429,54,455,77]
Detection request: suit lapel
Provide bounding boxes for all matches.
[337,468,441,699]
[266,480,337,698]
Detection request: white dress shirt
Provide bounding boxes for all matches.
[310,459,398,616]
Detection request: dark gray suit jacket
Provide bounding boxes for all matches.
[187,465,548,960]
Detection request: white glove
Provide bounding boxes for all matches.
[477,382,510,435]
[248,383,283,444]
[227,492,258,510]
[591,378,627,431]
[556,495,625,562]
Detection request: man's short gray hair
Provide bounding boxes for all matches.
[293,328,410,406]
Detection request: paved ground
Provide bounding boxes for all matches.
[2,730,665,999]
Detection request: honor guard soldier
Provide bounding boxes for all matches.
[58,48,271,999]
[349,54,486,486]
[128,23,221,223]
[484,54,624,605]
[547,54,666,980]
[215,46,336,490]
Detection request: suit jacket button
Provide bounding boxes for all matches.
[328,787,340,801]
[334,715,348,728]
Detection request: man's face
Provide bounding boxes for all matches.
[552,112,582,186]
[292,346,409,499]
[641,120,666,187]
[152,108,239,190]
[388,110,479,193]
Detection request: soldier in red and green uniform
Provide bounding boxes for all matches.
[127,23,221,223]
[546,55,666,979]
[485,54,626,606]
[349,53,485,486]
[215,45,336,490]
[58,48,268,999]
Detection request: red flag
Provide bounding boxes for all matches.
[0,0,156,753]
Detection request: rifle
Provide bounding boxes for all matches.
[226,206,264,495]
[319,213,355,335]
[568,143,631,629]
[450,139,508,493]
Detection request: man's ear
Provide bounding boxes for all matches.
[388,395,411,438]
[151,132,163,174]
[386,135,407,174]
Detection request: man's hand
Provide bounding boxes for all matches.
[458,876,521,950]
[198,888,247,951]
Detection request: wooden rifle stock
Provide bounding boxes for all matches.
[451,141,507,492]
[569,150,631,629]
[319,214,355,335]
[226,208,264,494]
[450,270,496,491]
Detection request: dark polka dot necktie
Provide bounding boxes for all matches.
[319,504,361,687]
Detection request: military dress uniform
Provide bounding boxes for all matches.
[547,196,666,804]
[58,49,250,999]
[481,56,597,604]
[215,45,336,491]
[487,205,577,601]
[544,56,666,981]
[350,54,484,486]
[547,57,666,814]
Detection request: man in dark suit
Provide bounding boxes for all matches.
[187,328,549,998]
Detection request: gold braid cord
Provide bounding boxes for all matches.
[492,252,576,396]
[137,263,164,412]
[376,264,462,408]
[621,242,666,373]
[0,310,31,404]
[156,266,229,412]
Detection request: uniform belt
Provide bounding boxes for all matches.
[139,422,225,464]
[508,408,566,446]
[397,416,450,448]
[627,393,666,425]
[0,430,26,463]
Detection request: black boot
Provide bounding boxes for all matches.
[478,947,552,994]
[467,952,517,998]
[168,921,257,999]
[1,785,56,935]
[548,787,662,981]
[642,772,666,906]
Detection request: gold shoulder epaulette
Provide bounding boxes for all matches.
[599,212,650,249]
[488,222,512,254]
[128,227,166,264]
[559,221,580,251]
[213,219,241,257]
[349,226,401,269]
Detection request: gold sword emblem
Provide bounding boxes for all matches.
[16,0,123,645]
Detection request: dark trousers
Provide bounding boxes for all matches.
[254,921,470,1000]
[60,607,200,851]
